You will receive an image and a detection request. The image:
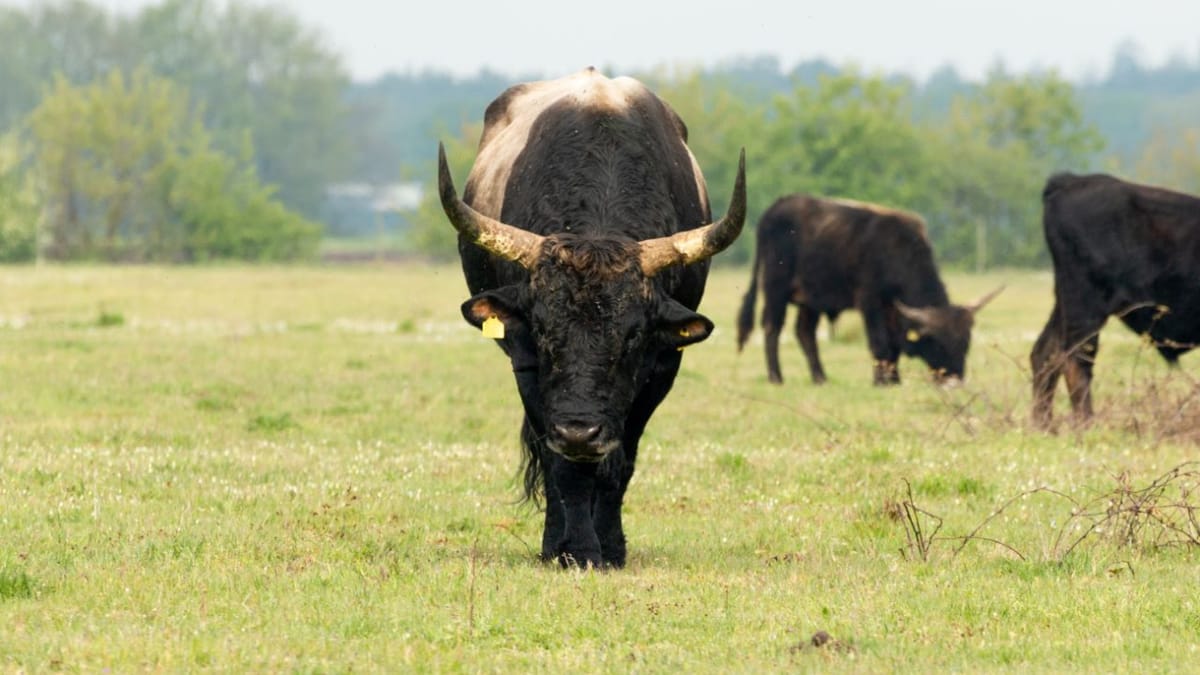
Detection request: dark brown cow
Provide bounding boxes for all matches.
[439,68,746,568]
[737,195,1000,385]
[1032,172,1200,427]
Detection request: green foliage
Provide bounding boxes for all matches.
[26,70,319,262]
[167,143,321,261]
[0,133,39,262]
[1134,127,1200,193]
[407,123,481,260]
[127,0,352,217]
[413,70,1102,269]
[0,0,351,220]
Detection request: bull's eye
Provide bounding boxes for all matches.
[622,329,642,354]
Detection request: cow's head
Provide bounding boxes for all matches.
[439,143,746,461]
[895,286,1003,383]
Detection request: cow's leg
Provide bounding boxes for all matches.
[544,455,602,568]
[1063,333,1099,422]
[590,454,633,568]
[592,354,681,568]
[523,418,567,562]
[794,303,826,384]
[761,281,789,384]
[1030,308,1064,429]
[862,304,900,385]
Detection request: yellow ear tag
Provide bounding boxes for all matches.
[906,329,920,342]
[481,316,505,339]
[677,327,690,351]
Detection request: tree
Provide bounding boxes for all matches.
[124,0,352,218]
[27,69,319,262]
[0,1,119,130]
[1134,127,1200,193]
[932,71,1104,267]
[407,123,481,260]
[0,133,39,262]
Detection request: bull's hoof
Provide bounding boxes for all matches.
[542,547,603,569]
[601,552,626,569]
[557,552,603,570]
[768,374,784,385]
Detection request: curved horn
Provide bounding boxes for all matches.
[966,284,1005,314]
[895,300,939,327]
[437,142,543,269]
[639,148,747,277]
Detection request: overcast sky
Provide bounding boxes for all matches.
[10,0,1200,82]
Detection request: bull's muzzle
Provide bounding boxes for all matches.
[933,371,964,388]
[549,422,618,462]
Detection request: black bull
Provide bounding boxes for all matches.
[1032,173,1200,427]
[438,70,746,568]
[736,195,1001,385]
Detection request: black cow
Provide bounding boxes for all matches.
[737,195,1000,385]
[1032,173,1200,427]
[438,68,746,568]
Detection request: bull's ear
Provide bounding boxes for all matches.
[656,298,714,349]
[461,285,527,332]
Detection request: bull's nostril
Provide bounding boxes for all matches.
[554,424,602,446]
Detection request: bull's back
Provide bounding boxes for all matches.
[763,196,932,310]
[463,69,707,230]
[1044,173,1200,338]
[1043,174,1200,289]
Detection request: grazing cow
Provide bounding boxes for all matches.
[439,68,746,568]
[1032,173,1200,427]
[736,195,1000,385]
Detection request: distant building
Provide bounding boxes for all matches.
[321,182,424,237]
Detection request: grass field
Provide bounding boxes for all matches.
[1,263,1198,672]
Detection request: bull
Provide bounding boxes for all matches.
[439,68,746,568]
[1032,173,1200,427]
[736,195,1000,385]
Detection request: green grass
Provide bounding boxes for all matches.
[1,264,1198,671]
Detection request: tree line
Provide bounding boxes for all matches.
[416,69,1104,268]
[0,0,344,262]
[2,1,1200,265]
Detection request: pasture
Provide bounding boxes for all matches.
[1,264,1198,671]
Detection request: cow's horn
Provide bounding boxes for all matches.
[438,142,543,269]
[966,285,1005,314]
[895,300,938,327]
[639,148,747,277]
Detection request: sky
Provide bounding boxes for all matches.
[10,0,1200,82]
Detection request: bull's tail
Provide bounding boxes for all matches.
[736,243,761,352]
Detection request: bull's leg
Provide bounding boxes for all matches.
[591,353,681,568]
[544,455,602,568]
[794,304,826,384]
[863,305,900,385]
[1063,334,1099,422]
[1030,308,1063,428]
[761,282,790,384]
[591,455,632,568]
[525,419,566,562]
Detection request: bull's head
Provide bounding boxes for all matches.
[895,286,1004,383]
[439,143,746,461]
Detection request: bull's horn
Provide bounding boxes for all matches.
[895,300,939,327]
[966,285,1005,314]
[639,148,747,277]
[438,142,543,269]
